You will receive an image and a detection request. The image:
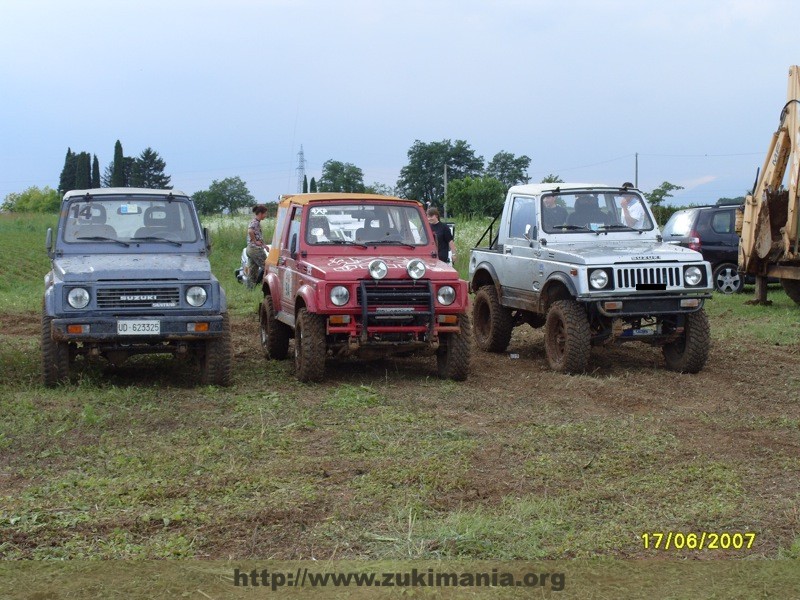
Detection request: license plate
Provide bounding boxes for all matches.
[117,320,160,335]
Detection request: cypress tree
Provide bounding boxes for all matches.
[303,174,308,193]
[92,155,101,188]
[111,140,125,187]
[309,177,317,193]
[58,148,76,195]
[74,152,91,189]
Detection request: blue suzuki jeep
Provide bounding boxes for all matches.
[42,188,232,386]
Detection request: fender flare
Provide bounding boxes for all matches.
[540,272,578,311]
[295,283,319,314]
[470,261,500,293]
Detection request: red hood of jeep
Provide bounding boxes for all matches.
[300,255,458,281]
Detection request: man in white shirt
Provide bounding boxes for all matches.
[620,192,645,228]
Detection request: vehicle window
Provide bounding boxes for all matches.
[662,211,694,237]
[287,207,302,251]
[710,210,734,234]
[509,196,536,238]
[63,198,198,243]
[540,191,653,233]
[305,203,428,245]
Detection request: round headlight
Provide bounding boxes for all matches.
[186,286,208,307]
[407,259,426,280]
[437,285,456,306]
[684,266,703,286]
[368,259,388,280]
[67,287,90,309]
[589,269,609,290]
[330,285,350,306]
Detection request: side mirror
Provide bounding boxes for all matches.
[203,227,212,254]
[524,223,537,243]
[45,228,54,258]
[290,233,298,259]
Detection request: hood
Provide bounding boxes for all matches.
[547,240,705,266]
[52,254,213,283]
[300,255,458,280]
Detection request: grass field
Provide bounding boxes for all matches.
[1,212,799,576]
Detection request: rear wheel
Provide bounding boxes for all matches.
[294,308,326,382]
[663,309,710,374]
[436,313,472,381]
[713,263,743,294]
[543,300,590,373]
[472,284,514,352]
[200,313,233,386]
[259,295,290,359]
[781,278,800,305]
[41,309,70,387]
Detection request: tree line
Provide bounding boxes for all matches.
[1,137,736,225]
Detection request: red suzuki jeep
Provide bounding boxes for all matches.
[258,193,472,382]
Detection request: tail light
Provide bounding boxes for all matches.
[688,229,701,252]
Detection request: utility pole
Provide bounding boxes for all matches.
[296,145,306,193]
[443,163,448,218]
[635,152,639,188]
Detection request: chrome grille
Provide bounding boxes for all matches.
[96,287,181,309]
[615,266,681,290]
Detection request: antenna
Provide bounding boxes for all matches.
[296,145,306,192]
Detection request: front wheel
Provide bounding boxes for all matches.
[200,313,233,386]
[436,313,473,381]
[41,310,70,387]
[662,309,710,374]
[781,278,800,305]
[472,284,514,352]
[260,295,291,359]
[713,263,743,294]
[543,300,590,373]
[294,308,326,383]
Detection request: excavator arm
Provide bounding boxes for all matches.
[738,66,800,304]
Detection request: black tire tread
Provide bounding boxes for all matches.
[472,284,514,353]
[437,313,473,381]
[663,309,710,374]
[201,312,233,386]
[41,307,70,387]
[260,295,291,359]
[294,308,326,383]
[544,299,590,374]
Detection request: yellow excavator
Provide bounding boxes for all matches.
[738,65,800,305]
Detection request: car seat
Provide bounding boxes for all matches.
[134,205,181,238]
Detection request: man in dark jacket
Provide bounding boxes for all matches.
[426,207,455,264]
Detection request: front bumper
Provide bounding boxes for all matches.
[586,294,711,318]
[50,314,226,342]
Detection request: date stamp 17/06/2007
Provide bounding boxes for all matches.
[640,532,756,551]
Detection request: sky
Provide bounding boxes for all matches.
[2,0,799,207]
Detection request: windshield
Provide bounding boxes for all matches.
[662,210,695,237]
[305,203,429,245]
[62,198,200,244]
[538,191,655,234]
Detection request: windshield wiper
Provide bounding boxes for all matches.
[362,239,416,249]
[131,236,182,246]
[599,224,638,232]
[550,224,590,231]
[75,235,130,247]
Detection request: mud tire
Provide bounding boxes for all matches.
[436,313,473,381]
[544,300,590,373]
[472,284,514,353]
[200,312,233,386]
[663,309,710,374]
[259,295,291,359]
[294,308,326,383]
[42,308,70,387]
